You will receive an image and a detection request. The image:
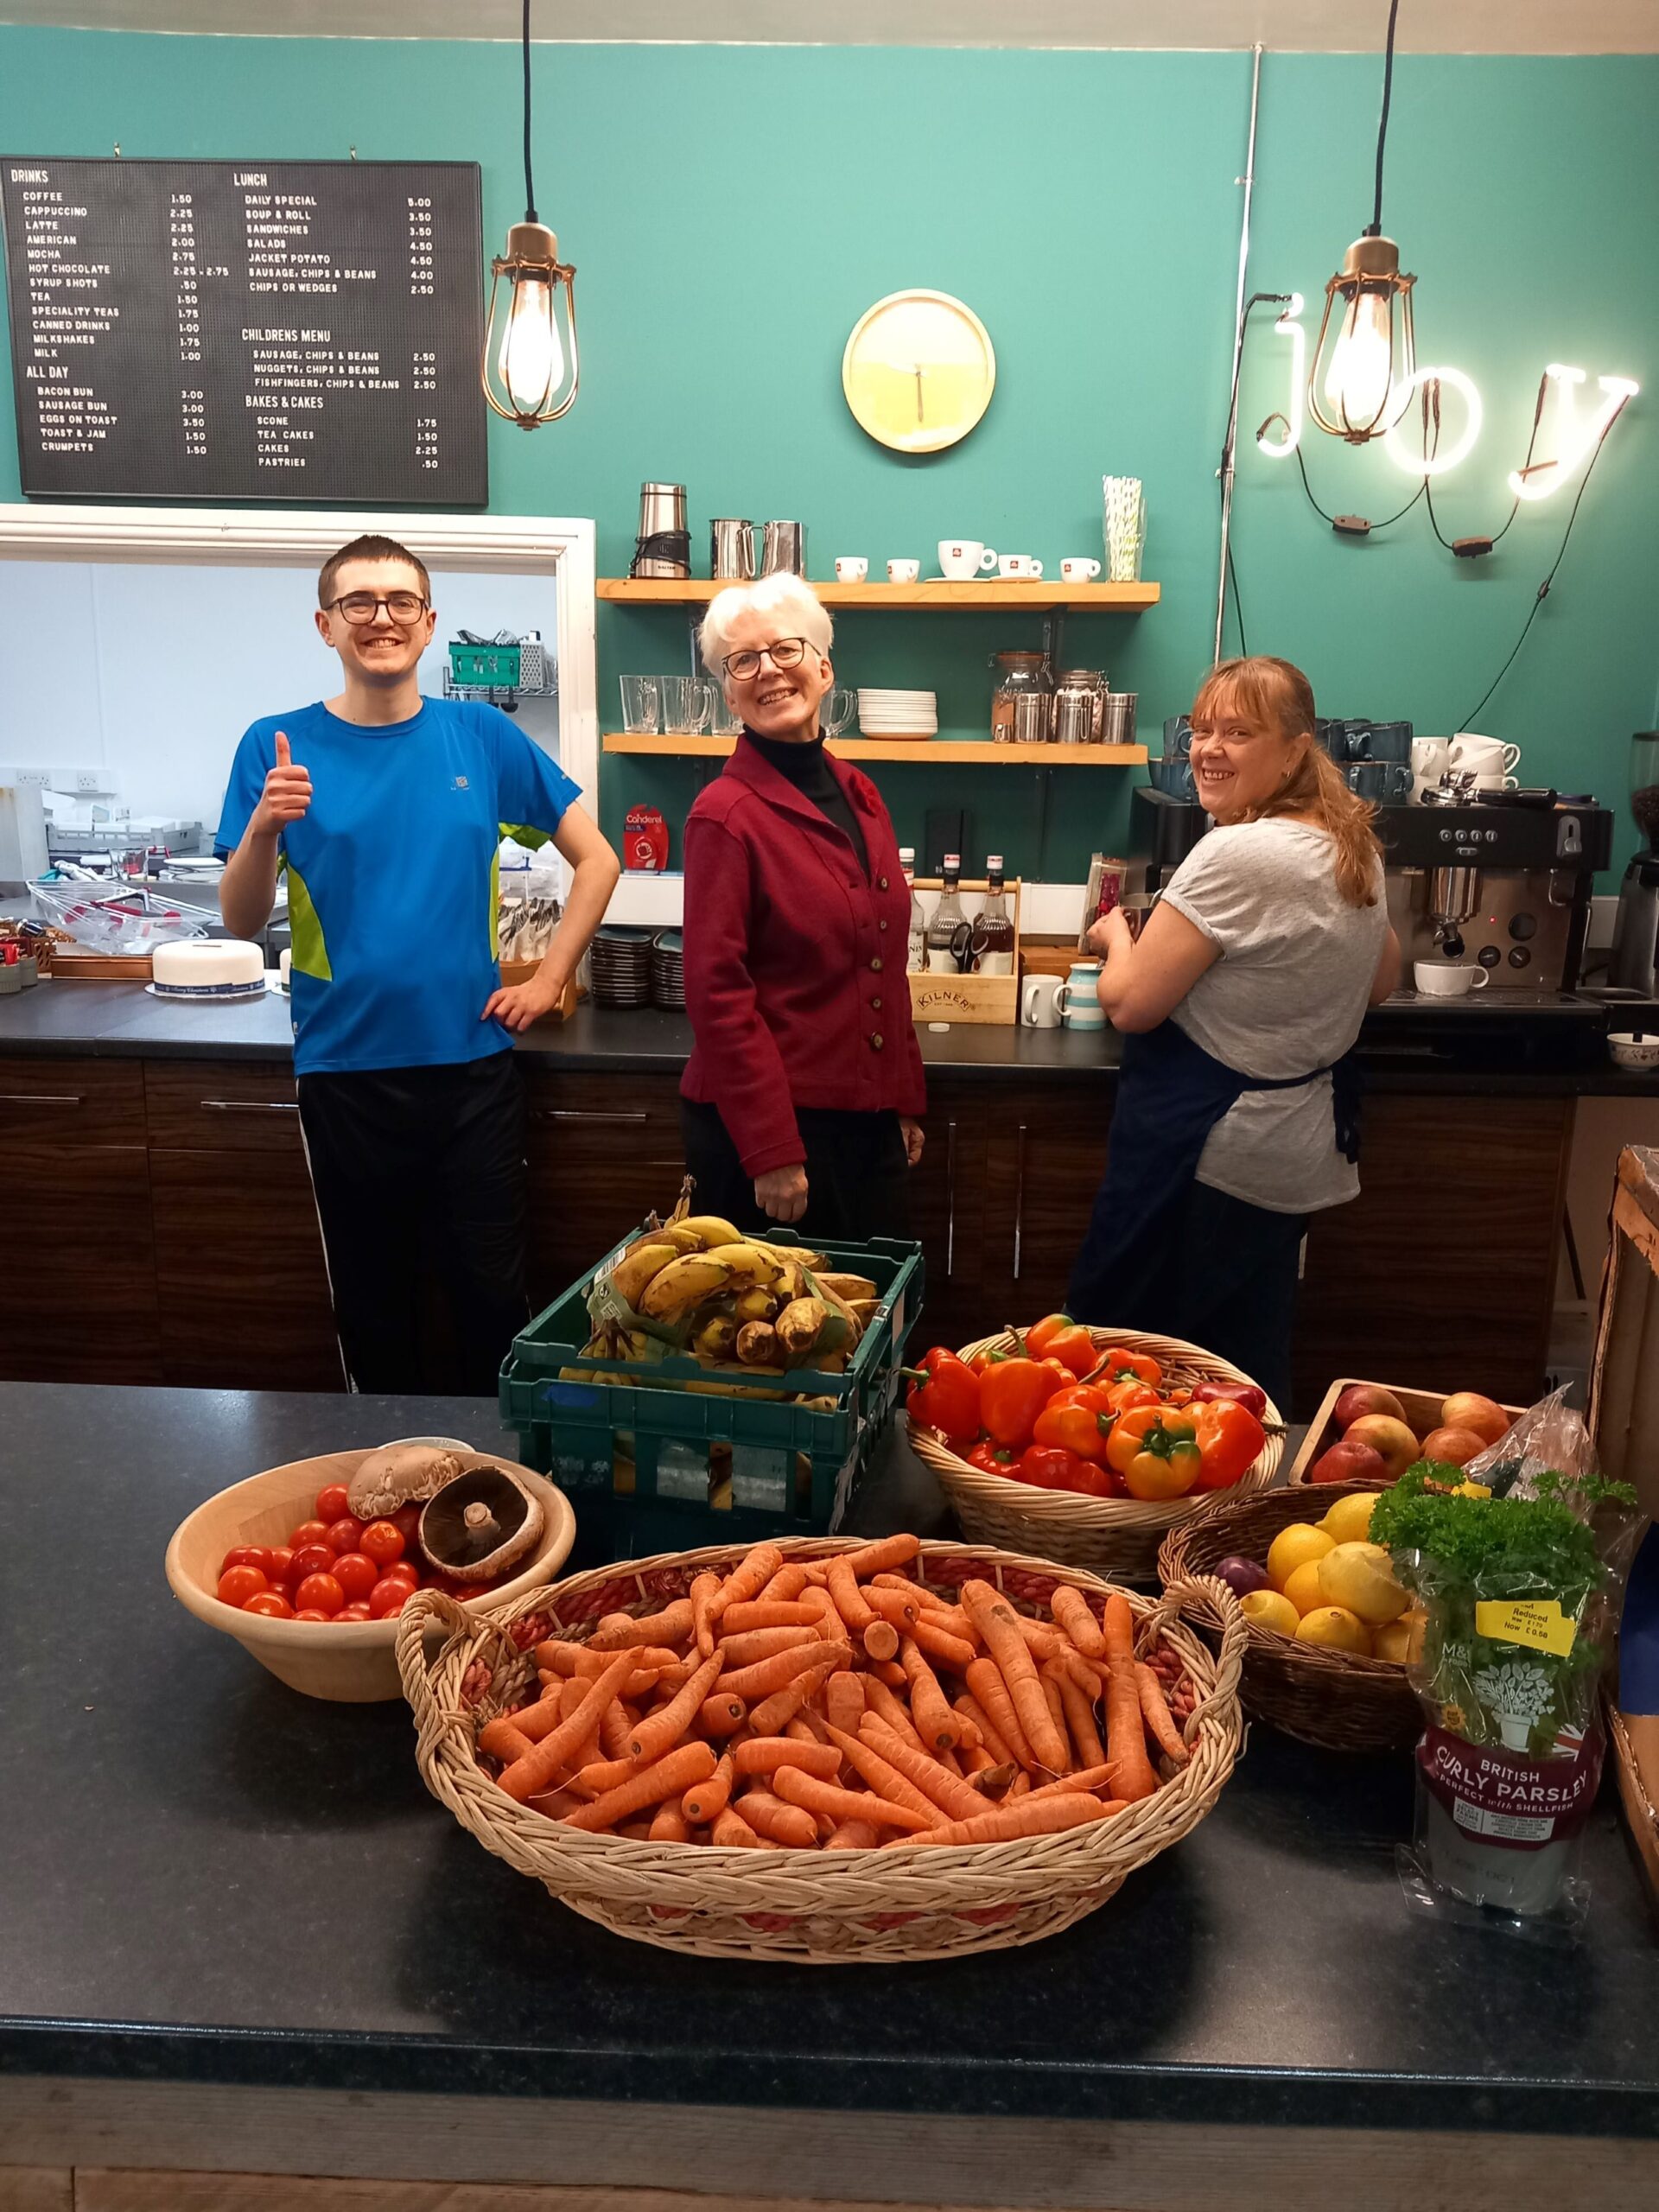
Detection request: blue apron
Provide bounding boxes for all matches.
[1066,1020,1361,1324]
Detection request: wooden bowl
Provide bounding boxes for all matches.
[165,1448,576,1702]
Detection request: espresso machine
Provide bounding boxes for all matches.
[1609,732,1659,996]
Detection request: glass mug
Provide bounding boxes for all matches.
[660,675,712,734]
[620,674,661,734]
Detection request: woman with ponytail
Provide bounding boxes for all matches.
[1066,656,1400,1412]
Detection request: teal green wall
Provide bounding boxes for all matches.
[2,31,1656,883]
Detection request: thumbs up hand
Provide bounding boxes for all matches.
[253,728,312,836]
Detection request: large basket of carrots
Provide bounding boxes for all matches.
[907,1326,1284,1582]
[396,1532,1245,1964]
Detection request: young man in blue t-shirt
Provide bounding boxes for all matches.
[218,532,620,1395]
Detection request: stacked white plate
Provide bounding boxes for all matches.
[857,688,938,736]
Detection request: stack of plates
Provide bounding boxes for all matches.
[588,925,655,1008]
[858,688,938,738]
[652,930,685,1010]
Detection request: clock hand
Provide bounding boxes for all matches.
[914,365,925,423]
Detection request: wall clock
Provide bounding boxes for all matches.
[841,289,996,454]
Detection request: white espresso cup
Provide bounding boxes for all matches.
[1061,556,1103,582]
[938,539,998,580]
[1411,735,1455,794]
[1021,976,1063,1028]
[998,554,1044,580]
[834,556,868,582]
[1449,734,1522,779]
[1057,959,1105,1028]
[1414,960,1490,997]
[887,558,921,583]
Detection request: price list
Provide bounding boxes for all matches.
[0,157,486,503]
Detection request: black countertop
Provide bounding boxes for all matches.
[3,982,1658,1095]
[4,1380,1659,2140]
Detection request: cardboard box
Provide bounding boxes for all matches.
[1288,1377,1527,1484]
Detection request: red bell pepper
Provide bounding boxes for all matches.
[1190,1376,1269,1420]
[904,1349,982,1446]
[1031,1395,1115,1464]
[1023,1313,1073,1359]
[1192,1396,1268,1489]
[967,1438,1018,1477]
[979,1357,1065,1450]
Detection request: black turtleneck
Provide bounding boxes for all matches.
[742,728,868,874]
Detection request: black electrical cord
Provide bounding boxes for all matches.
[1217,293,1291,658]
[1369,1,1401,236]
[1456,392,1632,732]
[1283,427,1427,532]
[521,0,537,222]
[1225,535,1249,658]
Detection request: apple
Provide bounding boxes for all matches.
[1309,1437,1389,1485]
[1441,1391,1510,1448]
[1333,1382,1406,1430]
[1420,1424,1491,1468]
[1343,1414,1421,1479]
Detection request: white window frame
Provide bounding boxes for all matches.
[0,502,599,801]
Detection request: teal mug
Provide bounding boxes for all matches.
[1058,961,1105,1030]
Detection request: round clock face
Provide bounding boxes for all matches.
[842,290,996,454]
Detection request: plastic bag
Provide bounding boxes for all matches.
[1466,1384,1594,1501]
[31,880,214,956]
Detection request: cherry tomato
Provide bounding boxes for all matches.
[369,1580,413,1619]
[220,1545,271,1576]
[217,1564,269,1607]
[391,1503,422,1546]
[332,1552,378,1603]
[288,1519,332,1551]
[378,1560,420,1591]
[336,1601,373,1621]
[294,1607,330,1622]
[294,1571,344,1617]
[244,1590,294,1619]
[360,1520,405,1566]
[325,1514,366,1554]
[265,1546,296,1587]
[290,1541,337,1583]
[315,1482,352,1522]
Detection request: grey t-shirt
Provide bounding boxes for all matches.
[1160,818,1388,1214]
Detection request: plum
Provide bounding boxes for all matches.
[1214,1554,1270,1599]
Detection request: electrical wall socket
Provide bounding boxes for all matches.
[72,768,113,794]
[0,766,52,788]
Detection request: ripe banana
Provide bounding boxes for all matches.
[773,1260,808,1305]
[677,1214,743,1249]
[609,1239,677,1308]
[712,1242,782,1288]
[658,1223,709,1255]
[734,1287,778,1323]
[849,1298,880,1326]
[638,1252,739,1319]
[776,1296,827,1356]
[817,1273,877,1304]
[694,1313,738,1361]
[735,1319,783,1366]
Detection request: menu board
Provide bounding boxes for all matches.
[0,157,487,504]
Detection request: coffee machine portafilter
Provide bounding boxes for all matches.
[1428,865,1482,951]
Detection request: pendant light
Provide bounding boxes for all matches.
[1307,0,1415,443]
[481,1,579,427]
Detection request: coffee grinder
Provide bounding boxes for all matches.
[1609,733,1659,996]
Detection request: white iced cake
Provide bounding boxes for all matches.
[152,939,266,997]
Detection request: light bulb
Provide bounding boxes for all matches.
[498,274,563,417]
[1325,289,1395,428]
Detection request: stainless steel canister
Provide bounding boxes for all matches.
[1052,688,1096,745]
[709,518,758,580]
[1102,691,1138,747]
[1011,690,1052,744]
[632,483,690,577]
[760,520,808,576]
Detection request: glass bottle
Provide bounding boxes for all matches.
[926,854,969,973]
[989,650,1052,744]
[971,855,1016,976]
[899,845,927,973]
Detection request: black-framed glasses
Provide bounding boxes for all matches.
[722,636,810,682]
[327,591,429,625]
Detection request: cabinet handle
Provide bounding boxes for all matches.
[535,1108,651,1124]
[944,1119,957,1278]
[201,1099,299,1114]
[1013,1122,1028,1282]
[0,1092,85,1106]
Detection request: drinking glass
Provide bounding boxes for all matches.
[620,675,660,734]
[661,675,713,734]
[706,681,742,735]
[821,686,855,738]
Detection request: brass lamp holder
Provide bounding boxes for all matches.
[483,219,579,428]
[1307,232,1416,444]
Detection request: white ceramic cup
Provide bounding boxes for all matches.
[938,539,998,581]
[1057,960,1105,1028]
[887,558,921,583]
[834,556,868,582]
[998,555,1044,580]
[1414,960,1490,997]
[1021,976,1063,1029]
[1061,556,1103,582]
[1411,735,1455,793]
[1449,734,1522,779]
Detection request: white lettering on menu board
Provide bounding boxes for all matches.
[1,157,486,501]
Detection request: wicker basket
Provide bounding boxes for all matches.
[396,1535,1245,1964]
[911,1328,1284,1581]
[1156,1479,1421,1753]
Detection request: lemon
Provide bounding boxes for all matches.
[1319,1492,1379,1544]
[1240,1589,1300,1637]
[1281,1560,1330,1618]
[1296,1605,1371,1655]
[1318,1541,1409,1625]
[1266,1522,1335,1592]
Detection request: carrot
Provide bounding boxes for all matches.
[801,1586,852,1648]
[951,1707,983,1751]
[1051,1585,1107,1660]
[909,1616,979,1675]
[690,1569,721,1659]
[719,1600,823,1634]
[1014,1614,1067,1662]
[822,1721,949,1828]
[872,1571,959,1616]
[772,1766,933,1833]
[718,1637,843,1701]
[1051,1660,1107,1770]
[682,1748,734,1825]
[569,1754,637,1797]
[863,1675,930,1759]
[700,1691,747,1736]
[823,1819,880,1849]
[887,1795,1116,1849]
[497,1650,642,1802]
[1008,1770,1032,1798]
[648,1805,690,1844]
[864,1586,919,1631]
[706,1541,784,1623]
[897,1637,962,1751]
[524,1785,582,1820]
[1102,1593,1160,1801]
[561,1739,716,1832]
[955,1690,1015,1770]
[824,1671,866,1737]
[588,1599,695,1650]
[823,1553,874,1632]
[1021,1763,1120,1804]
[758,1560,814,1603]
[600,1699,634,1762]
[1040,1674,1073,1773]
[559,1677,590,1720]
[847,1533,923,1577]
[961,1583,1069,1773]
[857,1716,986,1822]
[535,1641,677,1692]
[715,1624,820,1669]
[748,1659,838,1736]
[960,1741,996,1777]
[616,1820,656,1840]
[477,1715,536,1763]
[1136,1662,1191,1767]
[628,1651,725,1764]
[861,1619,900,1663]
[868,1658,908,1689]
[711,1805,761,1847]
[738,1788,819,1848]
[733,1738,842,1780]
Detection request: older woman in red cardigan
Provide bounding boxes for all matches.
[679,573,925,1236]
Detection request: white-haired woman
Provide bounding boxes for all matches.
[679,573,925,1234]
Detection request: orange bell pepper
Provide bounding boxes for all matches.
[1105,1403,1203,1499]
[1085,1347,1163,1391]
[1031,1395,1115,1464]
[1192,1397,1268,1490]
[978,1357,1065,1450]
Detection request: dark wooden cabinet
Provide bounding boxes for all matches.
[524,1068,687,1308]
[901,1078,988,1353]
[976,1085,1111,1339]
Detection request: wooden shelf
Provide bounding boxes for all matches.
[598,577,1159,611]
[602,734,1147,766]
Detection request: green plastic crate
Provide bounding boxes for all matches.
[499,1233,924,1556]
[448,640,521,688]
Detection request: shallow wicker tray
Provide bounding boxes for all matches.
[909,1328,1283,1581]
[397,1535,1245,1964]
[1156,1478,1420,1754]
